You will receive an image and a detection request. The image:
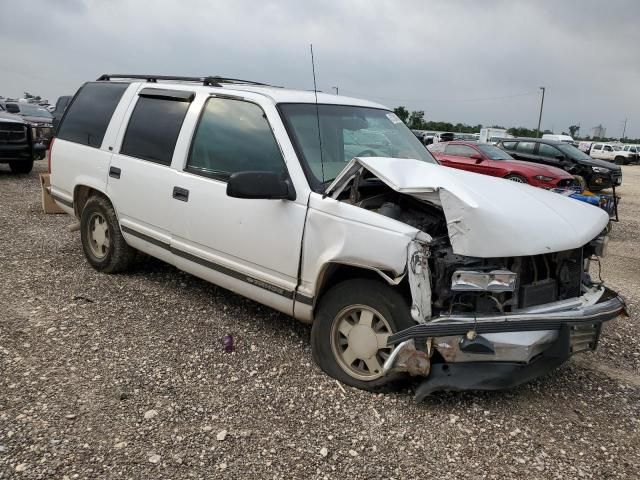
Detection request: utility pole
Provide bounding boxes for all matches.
[332,86,339,95]
[622,118,627,140]
[536,86,545,138]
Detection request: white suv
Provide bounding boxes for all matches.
[590,143,637,165]
[50,74,625,398]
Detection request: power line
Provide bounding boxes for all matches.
[336,89,540,104]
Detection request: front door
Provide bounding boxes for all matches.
[169,95,307,315]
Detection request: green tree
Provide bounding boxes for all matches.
[393,106,409,124]
[568,125,580,137]
[408,110,425,130]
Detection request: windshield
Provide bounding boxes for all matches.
[477,144,513,160]
[13,103,52,118]
[556,143,592,161]
[279,104,436,188]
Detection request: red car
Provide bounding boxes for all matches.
[429,141,576,189]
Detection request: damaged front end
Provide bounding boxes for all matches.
[327,157,627,398]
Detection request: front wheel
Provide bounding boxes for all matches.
[311,279,415,391]
[505,174,528,184]
[9,160,33,174]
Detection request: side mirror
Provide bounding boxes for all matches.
[227,171,295,201]
[555,154,565,161]
[470,153,483,163]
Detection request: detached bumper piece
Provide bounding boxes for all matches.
[385,287,626,400]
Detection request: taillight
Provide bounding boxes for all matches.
[48,137,55,173]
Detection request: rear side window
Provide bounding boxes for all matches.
[57,82,129,147]
[186,97,286,181]
[516,142,536,154]
[501,141,516,150]
[592,144,602,151]
[120,92,192,165]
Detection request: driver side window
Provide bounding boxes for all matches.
[186,98,286,181]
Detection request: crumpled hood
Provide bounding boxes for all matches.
[20,114,52,125]
[328,157,609,258]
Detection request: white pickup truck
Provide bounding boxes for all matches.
[590,143,637,165]
[49,74,625,398]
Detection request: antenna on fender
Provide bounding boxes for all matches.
[310,44,326,191]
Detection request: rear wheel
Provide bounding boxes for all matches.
[614,156,626,165]
[80,195,135,273]
[311,279,415,391]
[505,174,527,184]
[9,160,33,174]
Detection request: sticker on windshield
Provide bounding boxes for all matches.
[386,113,403,124]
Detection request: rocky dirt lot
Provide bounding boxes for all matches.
[1,162,639,479]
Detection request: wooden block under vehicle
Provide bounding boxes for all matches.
[40,173,65,214]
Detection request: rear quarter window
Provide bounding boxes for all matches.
[500,141,516,150]
[57,82,129,147]
[516,142,536,154]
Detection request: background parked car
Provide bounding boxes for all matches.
[51,95,72,132]
[621,144,640,162]
[0,110,45,173]
[0,101,53,156]
[542,133,574,144]
[497,137,622,191]
[590,143,637,165]
[429,141,576,188]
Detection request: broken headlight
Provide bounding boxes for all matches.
[589,235,608,258]
[451,270,517,293]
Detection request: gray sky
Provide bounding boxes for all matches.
[1,0,638,137]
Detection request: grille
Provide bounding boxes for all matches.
[516,248,583,308]
[0,123,28,144]
[557,178,576,188]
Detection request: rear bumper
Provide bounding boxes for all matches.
[385,286,626,397]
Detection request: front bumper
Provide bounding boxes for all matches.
[385,286,626,397]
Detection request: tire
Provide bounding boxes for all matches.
[311,279,415,391]
[573,175,587,190]
[80,195,135,273]
[8,160,33,174]
[505,174,528,184]
[614,156,626,165]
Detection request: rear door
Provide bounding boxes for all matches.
[107,86,194,260]
[510,141,540,164]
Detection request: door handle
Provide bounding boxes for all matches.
[109,166,121,179]
[173,186,189,202]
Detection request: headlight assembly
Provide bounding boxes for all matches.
[592,166,610,174]
[534,175,554,181]
[451,270,517,292]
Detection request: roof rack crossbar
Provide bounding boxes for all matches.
[97,74,271,88]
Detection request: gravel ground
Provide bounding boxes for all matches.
[1,161,639,479]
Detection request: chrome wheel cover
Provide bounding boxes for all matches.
[87,212,110,259]
[330,304,393,381]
